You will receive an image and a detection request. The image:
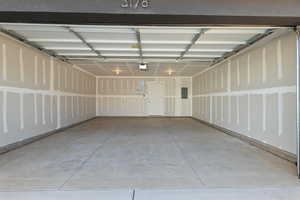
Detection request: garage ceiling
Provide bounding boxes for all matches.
[0,24,278,76]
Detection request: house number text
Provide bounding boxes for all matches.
[121,0,150,9]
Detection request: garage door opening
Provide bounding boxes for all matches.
[0,24,299,192]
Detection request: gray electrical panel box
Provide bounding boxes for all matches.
[181,87,188,99]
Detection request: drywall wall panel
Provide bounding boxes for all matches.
[192,97,198,118]
[53,61,60,91]
[5,92,21,146]
[0,32,96,149]
[238,95,248,134]
[265,93,279,146]
[281,93,297,153]
[192,31,297,154]
[215,96,222,125]
[44,95,52,128]
[5,40,21,86]
[230,59,239,91]
[98,96,145,116]
[205,96,210,122]
[60,96,67,126]
[23,93,35,137]
[265,40,279,87]
[35,94,43,132]
[230,96,238,131]
[249,49,264,90]
[249,94,263,140]
[0,91,3,135]
[40,56,51,90]
[239,55,249,90]
[22,49,36,89]
[223,95,229,127]
[281,33,297,86]
[0,39,4,83]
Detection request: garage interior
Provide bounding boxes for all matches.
[0,23,299,196]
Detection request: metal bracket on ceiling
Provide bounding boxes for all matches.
[134,28,143,64]
[176,28,208,61]
[65,26,105,61]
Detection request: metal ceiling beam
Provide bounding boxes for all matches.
[177,28,208,60]
[135,28,143,63]
[210,29,276,66]
[65,26,104,58]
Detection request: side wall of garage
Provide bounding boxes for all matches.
[0,33,96,148]
[97,77,192,116]
[192,32,297,154]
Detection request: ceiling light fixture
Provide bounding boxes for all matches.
[139,63,147,71]
[168,70,173,76]
[113,69,121,75]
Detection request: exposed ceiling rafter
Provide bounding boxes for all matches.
[65,26,104,59]
[177,28,208,61]
[134,28,143,63]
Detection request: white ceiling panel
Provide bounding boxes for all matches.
[199,33,258,43]
[87,39,136,44]
[0,24,66,32]
[206,28,267,34]
[143,52,180,57]
[0,23,279,77]
[139,28,199,34]
[71,27,134,33]
[79,32,136,41]
[143,44,186,49]
[16,31,76,40]
[191,43,238,49]
[141,33,194,41]
[35,42,89,51]
[101,52,139,57]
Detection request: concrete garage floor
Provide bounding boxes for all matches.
[0,117,299,199]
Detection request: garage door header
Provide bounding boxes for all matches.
[0,0,300,26]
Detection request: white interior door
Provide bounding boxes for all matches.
[147,81,164,116]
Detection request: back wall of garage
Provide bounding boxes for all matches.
[96,77,192,117]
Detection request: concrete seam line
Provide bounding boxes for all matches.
[57,127,119,190]
[165,121,206,186]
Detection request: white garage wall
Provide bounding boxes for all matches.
[192,32,297,154]
[0,33,96,148]
[96,77,192,117]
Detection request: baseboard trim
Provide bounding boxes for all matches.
[0,117,97,155]
[191,117,297,164]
